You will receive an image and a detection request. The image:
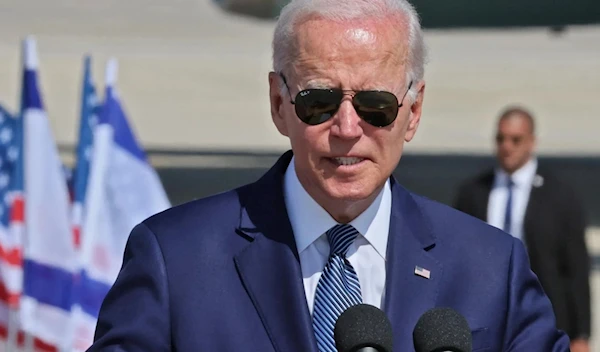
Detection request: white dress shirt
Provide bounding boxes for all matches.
[487,158,538,242]
[283,157,391,314]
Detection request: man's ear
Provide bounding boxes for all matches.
[269,72,289,137]
[404,80,425,143]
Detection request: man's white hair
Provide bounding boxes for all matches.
[272,0,427,100]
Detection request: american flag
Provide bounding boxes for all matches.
[414,265,431,279]
[71,55,100,250]
[0,104,24,340]
[0,105,23,302]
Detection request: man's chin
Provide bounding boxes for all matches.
[501,164,518,173]
[322,183,377,203]
[499,159,515,171]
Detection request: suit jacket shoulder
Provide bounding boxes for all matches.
[144,188,243,236]
[458,168,495,193]
[140,184,258,264]
[534,166,584,203]
[453,168,494,219]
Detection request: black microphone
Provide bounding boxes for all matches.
[333,304,393,352]
[412,307,472,352]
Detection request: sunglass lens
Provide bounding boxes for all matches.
[353,91,399,127]
[294,89,343,125]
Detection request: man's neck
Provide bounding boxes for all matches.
[501,157,536,176]
[316,188,383,223]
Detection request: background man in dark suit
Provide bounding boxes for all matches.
[454,106,591,352]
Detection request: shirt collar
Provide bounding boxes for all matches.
[495,158,538,188]
[283,156,391,260]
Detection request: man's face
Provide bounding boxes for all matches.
[269,16,425,219]
[495,114,535,174]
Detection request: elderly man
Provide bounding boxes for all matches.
[89,0,570,351]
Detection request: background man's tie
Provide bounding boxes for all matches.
[503,178,514,234]
[312,224,363,352]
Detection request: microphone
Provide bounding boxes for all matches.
[412,307,472,352]
[333,304,393,352]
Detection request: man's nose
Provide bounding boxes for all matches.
[330,100,363,140]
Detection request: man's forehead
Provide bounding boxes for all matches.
[291,19,407,72]
[295,13,407,37]
[344,27,377,45]
[294,17,407,56]
[498,117,534,135]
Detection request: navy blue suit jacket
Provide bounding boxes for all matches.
[89,151,569,351]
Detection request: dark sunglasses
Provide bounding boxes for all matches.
[280,74,412,127]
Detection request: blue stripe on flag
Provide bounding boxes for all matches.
[23,260,74,311]
[100,87,146,162]
[77,270,112,318]
[22,70,43,110]
[23,261,112,315]
[111,96,146,162]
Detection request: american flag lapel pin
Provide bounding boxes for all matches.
[414,265,431,279]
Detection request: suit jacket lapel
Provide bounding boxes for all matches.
[384,178,442,351]
[234,151,318,352]
[476,171,495,222]
[523,172,545,245]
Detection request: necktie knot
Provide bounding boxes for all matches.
[327,224,359,257]
[507,177,515,188]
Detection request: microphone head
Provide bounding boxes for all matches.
[412,307,472,352]
[334,304,393,352]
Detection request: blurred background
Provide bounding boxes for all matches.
[0,0,598,350]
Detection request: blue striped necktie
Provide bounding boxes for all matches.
[503,178,514,234]
[312,224,363,352]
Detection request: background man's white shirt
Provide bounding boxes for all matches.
[487,158,538,242]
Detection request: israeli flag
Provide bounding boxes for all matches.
[19,36,78,348]
[70,58,171,351]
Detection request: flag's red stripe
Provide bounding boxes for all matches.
[17,329,23,346]
[73,226,81,249]
[0,244,22,266]
[10,197,25,223]
[34,335,59,352]
[0,279,20,307]
[0,324,58,351]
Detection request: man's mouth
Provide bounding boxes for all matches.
[332,157,365,166]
